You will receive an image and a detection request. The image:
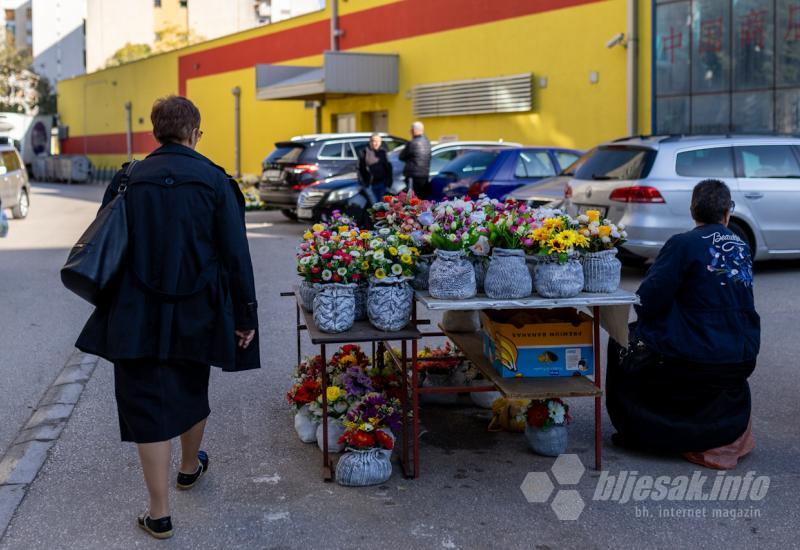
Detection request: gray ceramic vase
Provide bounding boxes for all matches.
[525,254,546,282]
[316,419,345,453]
[484,248,532,299]
[298,280,318,312]
[335,448,393,486]
[525,424,568,457]
[411,254,434,291]
[367,277,413,331]
[534,259,584,298]
[428,249,477,300]
[312,283,355,333]
[471,255,488,293]
[582,249,622,293]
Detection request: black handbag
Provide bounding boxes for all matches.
[60,161,139,305]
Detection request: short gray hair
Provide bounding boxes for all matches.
[411,121,424,133]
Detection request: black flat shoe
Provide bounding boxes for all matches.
[137,513,173,540]
[176,450,209,490]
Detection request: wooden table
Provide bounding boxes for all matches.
[395,289,639,477]
[283,288,421,481]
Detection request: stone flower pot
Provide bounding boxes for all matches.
[313,283,355,333]
[525,424,568,457]
[534,258,584,299]
[484,248,532,299]
[354,283,368,321]
[335,448,393,486]
[367,277,413,331]
[316,418,346,453]
[582,249,622,293]
[298,280,318,312]
[471,255,488,293]
[428,249,477,300]
[411,253,434,291]
[293,404,319,443]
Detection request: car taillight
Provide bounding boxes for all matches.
[292,164,319,174]
[467,181,490,198]
[292,180,320,191]
[609,186,665,203]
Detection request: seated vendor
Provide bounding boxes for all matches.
[606,179,760,469]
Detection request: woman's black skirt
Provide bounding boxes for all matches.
[113,360,211,444]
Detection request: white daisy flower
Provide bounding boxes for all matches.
[322,269,332,281]
[337,267,347,276]
[391,264,403,275]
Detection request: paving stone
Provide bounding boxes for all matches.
[23,405,73,430]
[39,383,84,406]
[13,422,66,445]
[52,364,92,386]
[0,441,53,485]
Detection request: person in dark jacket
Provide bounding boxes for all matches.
[606,179,760,469]
[357,133,393,205]
[398,121,431,199]
[76,96,259,539]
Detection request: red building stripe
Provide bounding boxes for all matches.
[61,131,159,156]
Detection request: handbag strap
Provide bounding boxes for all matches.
[116,159,139,194]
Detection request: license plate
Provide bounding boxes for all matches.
[264,169,282,180]
[297,207,313,220]
[577,205,608,218]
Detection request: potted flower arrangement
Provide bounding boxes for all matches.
[529,216,590,298]
[417,342,464,405]
[427,199,483,299]
[309,385,351,452]
[363,230,418,331]
[336,392,402,486]
[286,374,322,443]
[524,398,572,456]
[576,210,627,293]
[310,226,366,333]
[483,206,536,299]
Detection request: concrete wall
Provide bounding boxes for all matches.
[31,0,86,86]
[85,0,151,72]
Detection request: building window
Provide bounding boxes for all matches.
[179,0,187,7]
[154,0,161,6]
[654,0,800,134]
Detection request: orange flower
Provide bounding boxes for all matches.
[598,225,612,238]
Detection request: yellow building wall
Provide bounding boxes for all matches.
[58,0,654,175]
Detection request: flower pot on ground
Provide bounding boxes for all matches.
[293,404,319,443]
[336,448,393,486]
[367,277,413,331]
[298,280,318,312]
[316,418,346,453]
[417,343,462,405]
[524,398,571,456]
[354,283,368,321]
[428,249,477,299]
[534,258,584,298]
[525,424,569,456]
[582,248,622,293]
[313,283,356,333]
[484,248,532,299]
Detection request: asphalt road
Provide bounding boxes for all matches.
[0,182,105,460]
[1,202,799,549]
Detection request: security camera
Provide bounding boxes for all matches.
[606,32,626,49]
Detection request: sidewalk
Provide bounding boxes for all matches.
[0,211,795,549]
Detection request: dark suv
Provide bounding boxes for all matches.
[259,132,406,219]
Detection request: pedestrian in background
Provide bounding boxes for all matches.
[399,120,431,199]
[75,96,260,539]
[357,132,393,205]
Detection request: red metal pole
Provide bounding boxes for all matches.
[401,339,410,478]
[320,343,332,481]
[411,300,420,478]
[593,305,602,471]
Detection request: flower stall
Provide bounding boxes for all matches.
[285,196,638,482]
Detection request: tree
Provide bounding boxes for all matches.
[105,26,205,68]
[105,43,153,68]
[0,42,46,114]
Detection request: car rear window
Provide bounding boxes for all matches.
[574,146,656,180]
[440,151,498,179]
[1,150,21,171]
[676,147,734,177]
[266,144,306,164]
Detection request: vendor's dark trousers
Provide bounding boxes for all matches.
[405,176,430,199]
[366,183,387,206]
[606,338,755,453]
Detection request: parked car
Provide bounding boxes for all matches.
[259,133,406,220]
[559,135,800,261]
[433,146,583,200]
[297,141,521,224]
[508,148,596,207]
[0,144,30,219]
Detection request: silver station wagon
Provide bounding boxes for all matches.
[558,135,800,261]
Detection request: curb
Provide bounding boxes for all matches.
[0,350,99,540]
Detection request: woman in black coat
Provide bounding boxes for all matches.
[606,179,759,469]
[76,96,259,539]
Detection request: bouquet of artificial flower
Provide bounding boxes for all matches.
[575,210,628,252]
[416,342,461,375]
[286,378,321,410]
[428,199,484,251]
[363,229,419,280]
[526,398,571,430]
[339,392,403,450]
[529,215,589,263]
[308,384,351,420]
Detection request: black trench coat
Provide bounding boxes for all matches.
[76,143,260,372]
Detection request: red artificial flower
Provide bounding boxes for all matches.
[352,273,361,281]
[527,402,549,429]
[351,431,375,449]
[375,429,394,450]
[332,274,341,282]
[341,344,359,353]
[311,266,321,274]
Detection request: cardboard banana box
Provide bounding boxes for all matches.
[480,308,594,378]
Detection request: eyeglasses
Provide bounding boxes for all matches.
[730,200,735,213]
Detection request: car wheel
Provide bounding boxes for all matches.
[12,188,29,219]
[728,219,754,252]
[280,209,298,221]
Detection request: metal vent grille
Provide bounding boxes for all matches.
[413,73,532,118]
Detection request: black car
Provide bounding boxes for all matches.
[259,133,406,220]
